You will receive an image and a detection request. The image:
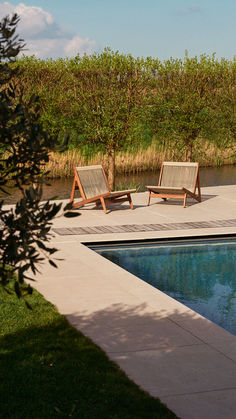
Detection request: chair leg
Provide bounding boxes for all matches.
[127,194,134,210]
[197,183,202,202]
[100,197,107,214]
[70,176,76,203]
[147,192,151,206]
[183,194,187,208]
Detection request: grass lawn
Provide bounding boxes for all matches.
[0,284,178,419]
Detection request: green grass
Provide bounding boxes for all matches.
[0,285,178,419]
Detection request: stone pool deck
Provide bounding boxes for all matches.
[31,185,236,419]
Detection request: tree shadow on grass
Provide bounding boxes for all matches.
[0,305,178,419]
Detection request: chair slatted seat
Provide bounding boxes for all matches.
[70,165,136,213]
[146,162,201,208]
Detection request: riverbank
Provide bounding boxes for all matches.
[2,165,236,205]
[45,141,236,179]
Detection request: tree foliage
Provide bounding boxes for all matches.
[15,50,150,188]
[148,53,236,161]
[0,14,77,299]
[69,49,152,187]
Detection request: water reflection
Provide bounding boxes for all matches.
[2,165,236,204]
[97,240,236,336]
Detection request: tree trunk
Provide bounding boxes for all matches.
[108,148,115,190]
[186,140,192,162]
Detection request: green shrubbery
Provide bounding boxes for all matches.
[13,50,236,187]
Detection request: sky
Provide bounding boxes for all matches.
[0,0,235,61]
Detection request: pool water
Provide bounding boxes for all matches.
[92,238,236,336]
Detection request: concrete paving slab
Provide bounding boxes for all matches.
[67,314,201,353]
[161,388,236,419]
[110,344,236,396]
[173,314,236,344]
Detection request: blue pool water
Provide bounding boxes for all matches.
[92,238,236,336]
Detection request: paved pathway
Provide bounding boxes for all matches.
[27,185,236,419]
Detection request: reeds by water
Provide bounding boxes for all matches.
[45,140,236,179]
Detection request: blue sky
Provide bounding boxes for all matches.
[0,0,235,60]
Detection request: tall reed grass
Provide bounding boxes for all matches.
[45,140,236,178]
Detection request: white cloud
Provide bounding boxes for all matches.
[26,37,96,59]
[0,2,96,58]
[15,2,53,37]
[0,0,14,15]
[65,35,96,56]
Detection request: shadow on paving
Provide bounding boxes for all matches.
[151,194,217,207]
[65,303,236,402]
[66,303,210,353]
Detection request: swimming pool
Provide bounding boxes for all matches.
[90,236,236,336]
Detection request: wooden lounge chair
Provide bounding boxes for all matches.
[146,161,201,208]
[70,165,136,213]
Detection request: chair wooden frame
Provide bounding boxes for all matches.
[146,162,201,208]
[70,165,136,214]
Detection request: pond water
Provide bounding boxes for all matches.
[2,164,236,204]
